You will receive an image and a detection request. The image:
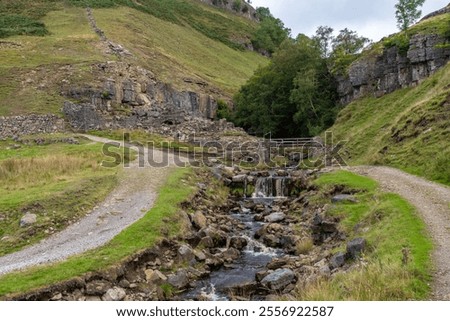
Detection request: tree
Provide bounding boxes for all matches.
[255,7,272,20]
[233,35,338,138]
[313,26,334,58]
[395,0,426,31]
[331,28,370,55]
[252,17,291,54]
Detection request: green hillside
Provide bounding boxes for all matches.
[329,63,450,185]
[0,0,267,116]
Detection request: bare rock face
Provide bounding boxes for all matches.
[337,15,450,105]
[198,0,258,22]
[62,62,219,133]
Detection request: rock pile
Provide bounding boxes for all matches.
[0,114,65,139]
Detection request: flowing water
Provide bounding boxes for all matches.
[252,175,291,198]
[183,174,292,300]
[182,202,283,301]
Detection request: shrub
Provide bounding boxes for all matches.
[0,14,48,38]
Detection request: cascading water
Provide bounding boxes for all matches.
[253,175,290,198]
[182,204,282,301]
[181,171,292,301]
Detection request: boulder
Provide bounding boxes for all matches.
[199,236,215,248]
[204,228,227,247]
[319,265,331,277]
[262,234,281,248]
[177,244,195,262]
[261,269,296,290]
[193,249,206,261]
[330,252,346,269]
[192,211,207,229]
[145,269,167,283]
[232,175,247,183]
[267,258,289,270]
[168,269,190,289]
[20,213,37,227]
[346,238,366,259]
[255,269,270,282]
[85,280,112,295]
[102,287,126,301]
[264,212,286,223]
[221,247,241,261]
[229,236,248,250]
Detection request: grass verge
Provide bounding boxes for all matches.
[0,166,195,297]
[328,63,450,186]
[296,170,433,300]
[0,135,134,256]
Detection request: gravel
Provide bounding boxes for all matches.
[0,135,189,275]
[349,166,450,300]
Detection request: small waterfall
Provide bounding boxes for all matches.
[253,176,290,198]
[242,235,277,256]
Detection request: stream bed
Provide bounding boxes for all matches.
[182,197,286,301]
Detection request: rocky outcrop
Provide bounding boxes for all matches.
[337,18,450,105]
[62,62,218,134]
[0,114,66,139]
[198,0,258,21]
[420,3,450,21]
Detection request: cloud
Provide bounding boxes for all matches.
[250,0,449,42]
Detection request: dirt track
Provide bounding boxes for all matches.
[349,166,450,300]
[0,135,187,275]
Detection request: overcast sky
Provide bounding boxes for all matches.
[250,0,449,42]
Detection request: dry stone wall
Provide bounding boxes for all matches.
[0,114,65,139]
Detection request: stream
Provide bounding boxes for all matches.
[182,174,291,301]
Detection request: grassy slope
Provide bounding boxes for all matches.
[0,167,196,297]
[0,135,127,255]
[0,7,109,115]
[0,0,267,116]
[329,63,450,185]
[93,6,266,93]
[297,171,432,300]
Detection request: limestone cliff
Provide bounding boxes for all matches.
[198,0,257,21]
[62,62,217,132]
[337,6,450,105]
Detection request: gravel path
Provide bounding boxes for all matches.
[349,166,450,300]
[0,135,188,275]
